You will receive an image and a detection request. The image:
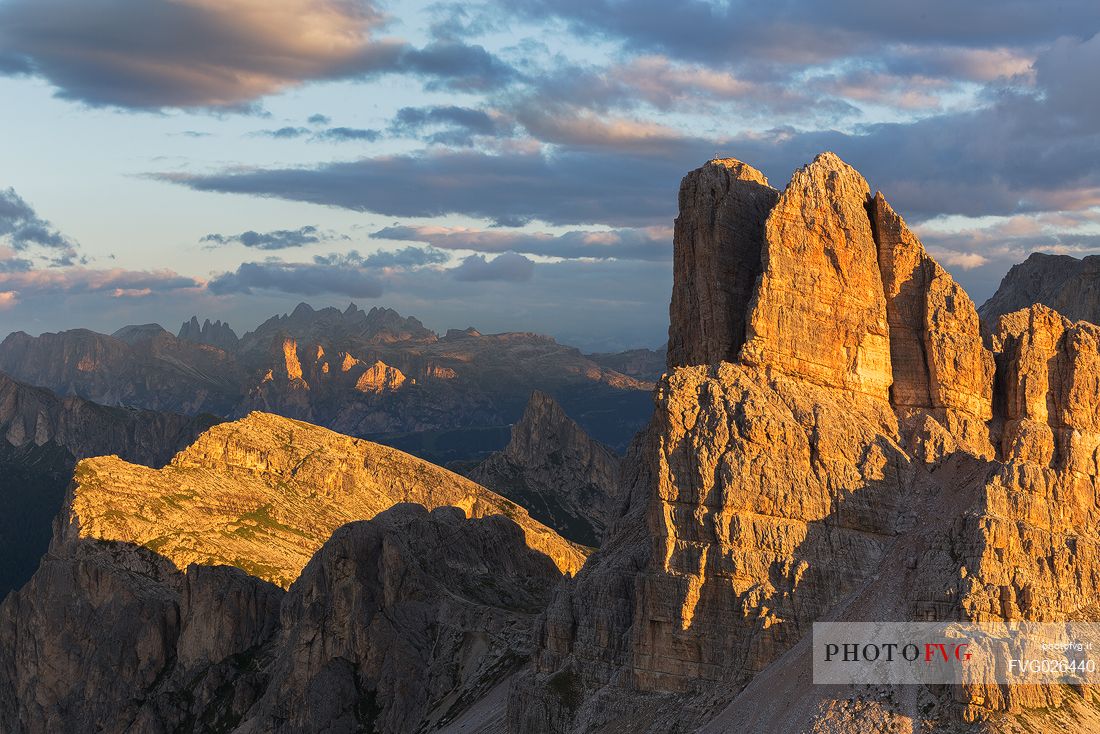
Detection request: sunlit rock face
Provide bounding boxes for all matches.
[69,411,585,587]
[667,158,777,368]
[509,153,1100,733]
[0,413,586,733]
[740,153,893,399]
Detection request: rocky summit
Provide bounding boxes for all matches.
[471,390,622,546]
[69,411,585,587]
[980,251,1100,327]
[509,153,1100,732]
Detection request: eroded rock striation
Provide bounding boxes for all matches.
[471,391,621,546]
[509,153,1100,732]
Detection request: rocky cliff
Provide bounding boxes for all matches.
[9,150,1098,733]
[508,153,1100,733]
[0,502,571,733]
[0,371,215,598]
[470,391,622,546]
[0,413,585,733]
[980,251,1100,326]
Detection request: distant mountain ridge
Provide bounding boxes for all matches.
[0,303,655,456]
[178,315,239,351]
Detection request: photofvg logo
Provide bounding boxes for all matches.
[813,622,1100,685]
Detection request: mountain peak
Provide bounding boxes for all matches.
[471,390,620,545]
[980,250,1100,326]
[111,323,170,345]
[178,315,239,351]
[70,411,585,588]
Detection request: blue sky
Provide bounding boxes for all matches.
[1,0,1098,351]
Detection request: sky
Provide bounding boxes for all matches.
[0,1,1098,351]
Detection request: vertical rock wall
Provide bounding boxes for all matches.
[667,159,777,368]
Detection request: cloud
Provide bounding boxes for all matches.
[205,245,448,297]
[254,127,311,139]
[503,0,1100,67]
[936,251,989,270]
[390,105,511,145]
[313,247,450,268]
[373,224,672,260]
[513,104,689,150]
[520,56,853,121]
[0,0,403,110]
[158,144,701,227]
[450,252,534,281]
[201,225,334,250]
[207,260,385,297]
[313,127,382,142]
[0,0,521,110]
[0,188,78,265]
[396,40,517,92]
[254,126,382,143]
[0,291,17,309]
[307,113,332,125]
[0,266,201,297]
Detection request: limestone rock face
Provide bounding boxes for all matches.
[741,152,892,399]
[980,252,1100,326]
[631,364,905,693]
[667,158,778,367]
[0,415,583,734]
[871,192,995,457]
[470,391,621,546]
[507,152,1100,733]
[237,504,565,734]
[71,411,585,587]
[0,504,565,734]
[991,304,1100,473]
[354,359,407,393]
